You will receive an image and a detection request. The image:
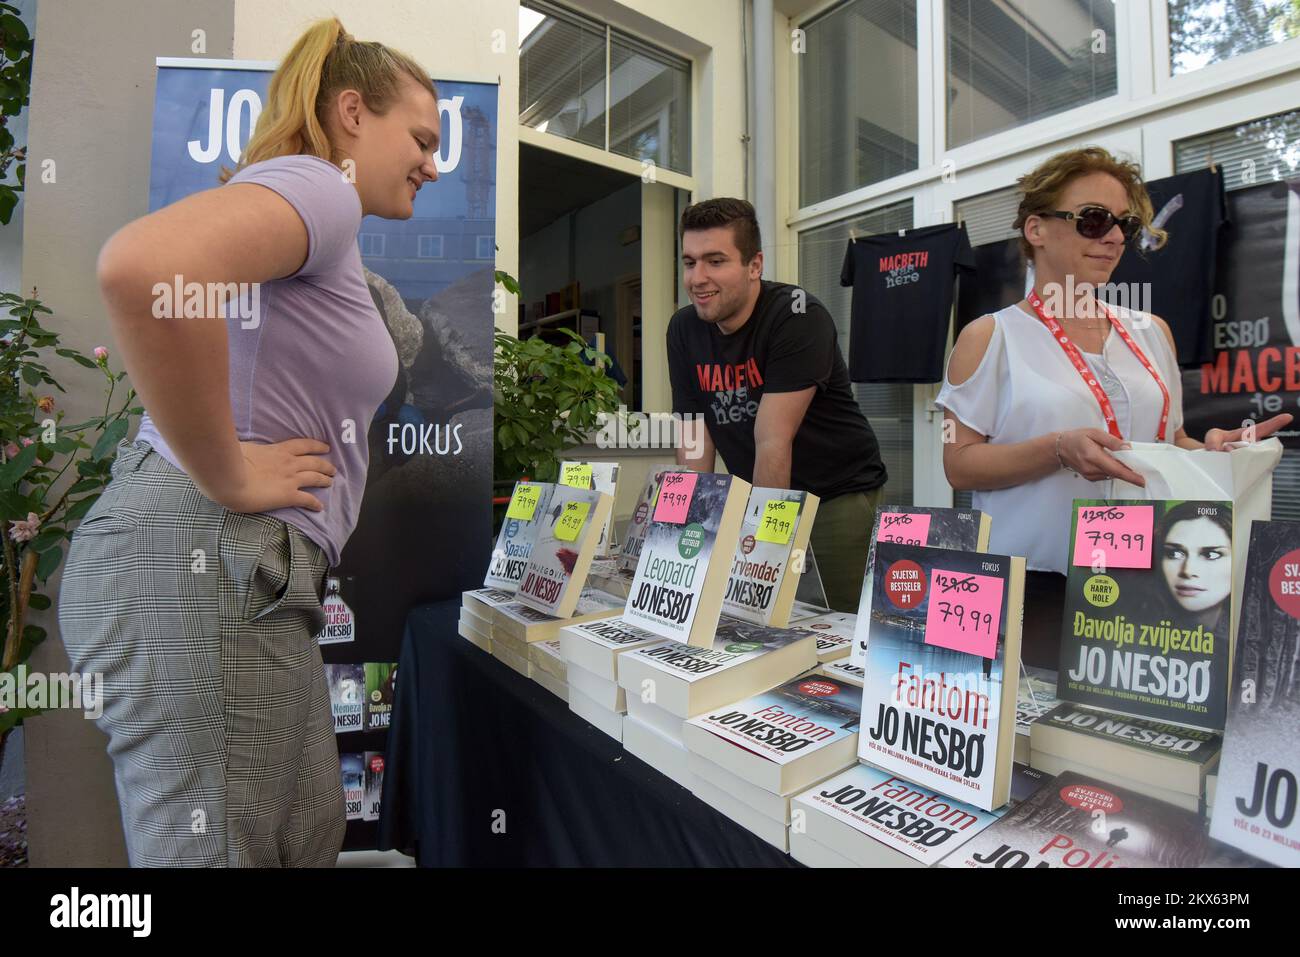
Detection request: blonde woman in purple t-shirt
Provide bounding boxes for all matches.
[58,19,439,867]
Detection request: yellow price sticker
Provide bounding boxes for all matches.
[560,463,593,488]
[505,483,542,521]
[554,500,591,542]
[756,499,799,545]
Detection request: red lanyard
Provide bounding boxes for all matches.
[1026,290,1170,442]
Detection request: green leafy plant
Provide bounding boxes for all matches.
[0,1,33,226]
[493,326,625,485]
[0,292,140,739]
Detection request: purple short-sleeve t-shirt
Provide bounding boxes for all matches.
[135,154,400,566]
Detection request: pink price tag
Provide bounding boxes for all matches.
[877,511,931,546]
[651,471,698,524]
[923,569,1004,658]
[1071,505,1154,569]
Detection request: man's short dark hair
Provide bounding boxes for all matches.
[679,198,762,264]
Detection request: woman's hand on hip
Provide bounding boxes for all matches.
[211,438,336,513]
[1056,429,1146,486]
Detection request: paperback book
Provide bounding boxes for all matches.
[363,752,384,822]
[324,663,364,735]
[683,673,861,795]
[794,762,1003,867]
[616,618,817,718]
[515,484,613,617]
[559,460,621,558]
[618,463,677,574]
[851,506,991,668]
[484,481,555,590]
[624,471,751,646]
[951,770,1233,868]
[721,487,819,627]
[858,541,1024,811]
[365,662,396,732]
[341,753,363,821]
[792,611,857,662]
[1210,519,1300,867]
[1058,499,1234,730]
[315,575,356,645]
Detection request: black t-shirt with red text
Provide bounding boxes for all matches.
[840,222,975,383]
[667,280,887,500]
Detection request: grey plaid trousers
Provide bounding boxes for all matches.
[58,439,345,867]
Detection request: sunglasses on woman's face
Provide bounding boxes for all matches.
[1045,206,1143,242]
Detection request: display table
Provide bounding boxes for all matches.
[377,600,799,867]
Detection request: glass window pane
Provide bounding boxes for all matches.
[800,0,919,207]
[798,200,915,504]
[1168,0,1300,75]
[1173,108,1300,190]
[609,33,691,175]
[519,2,607,150]
[945,0,1118,149]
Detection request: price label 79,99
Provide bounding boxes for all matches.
[923,568,1004,658]
[1071,504,1153,569]
[756,500,799,545]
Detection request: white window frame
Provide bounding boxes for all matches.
[789,0,1300,506]
[476,235,496,260]
[1153,0,1300,96]
[359,233,385,257]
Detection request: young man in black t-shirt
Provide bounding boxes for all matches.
[666,197,888,610]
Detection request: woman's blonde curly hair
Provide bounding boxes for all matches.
[1012,146,1167,260]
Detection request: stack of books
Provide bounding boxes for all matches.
[528,638,568,700]
[558,616,666,745]
[683,671,862,850]
[616,620,818,793]
[791,763,1005,867]
[1030,703,1222,813]
[458,587,514,652]
[792,611,857,663]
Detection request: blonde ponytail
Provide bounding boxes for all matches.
[220,17,437,183]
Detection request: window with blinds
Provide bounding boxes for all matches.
[609,32,691,175]
[520,1,691,174]
[1176,108,1300,521]
[945,0,1118,149]
[799,0,919,207]
[955,185,1022,247]
[798,200,915,505]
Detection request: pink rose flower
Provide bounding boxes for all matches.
[9,512,41,543]
[93,346,109,361]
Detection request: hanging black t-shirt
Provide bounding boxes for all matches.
[840,222,976,383]
[666,280,887,500]
[1108,167,1227,367]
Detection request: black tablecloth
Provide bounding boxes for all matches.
[377,600,799,867]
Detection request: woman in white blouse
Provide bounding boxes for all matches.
[937,147,1290,667]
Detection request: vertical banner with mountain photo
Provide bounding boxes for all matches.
[148,61,497,850]
[147,60,498,658]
